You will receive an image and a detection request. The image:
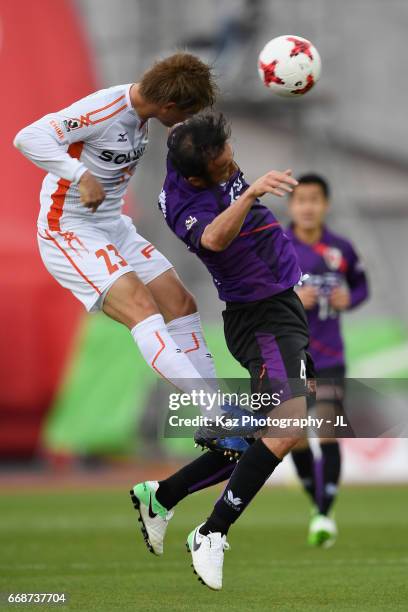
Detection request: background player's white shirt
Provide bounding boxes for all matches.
[14,84,148,231]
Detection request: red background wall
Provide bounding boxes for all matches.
[0,0,96,457]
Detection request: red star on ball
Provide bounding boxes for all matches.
[287,37,314,60]
[259,60,284,86]
[291,74,315,95]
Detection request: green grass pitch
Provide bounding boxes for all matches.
[1,485,407,611]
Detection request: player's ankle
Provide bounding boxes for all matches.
[200,514,230,537]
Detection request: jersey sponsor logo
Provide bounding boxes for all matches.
[98,146,146,164]
[185,215,198,230]
[117,132,128,142]
[49,119,65,141]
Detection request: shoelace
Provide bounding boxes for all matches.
[164,510,174,522]
[207,532,231,551]
[207,534,230,569]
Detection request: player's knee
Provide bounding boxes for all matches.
[261,435,304,459]
[128,289,158,318]
[114,285,158,325]
[178,290,197,317]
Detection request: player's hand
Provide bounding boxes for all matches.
[329,287,351,311]
[297,285,319,310]
[248,169,298,198]
[78,171,105,212]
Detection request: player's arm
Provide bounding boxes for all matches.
[345,246,369,308]
[13,104,105,212]
[201,169,297,252]
[330,245,369,311]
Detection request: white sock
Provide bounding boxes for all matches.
[131,314,216,409]
[166,312,217,379]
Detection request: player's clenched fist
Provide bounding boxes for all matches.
[248,169,298,198]
[78,171,105,212]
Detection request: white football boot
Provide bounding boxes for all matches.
[130,481,174,555]
[186,523,230,590]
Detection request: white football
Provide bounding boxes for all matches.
[257,35,321,97]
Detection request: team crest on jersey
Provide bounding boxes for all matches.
[63,119,82,132]
[322,246,343,271]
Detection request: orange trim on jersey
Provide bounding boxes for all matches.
[47,141,84,231]
[90,103,127,125]
[184,332,200,354]
[239,222,280,237]
[44,230,102,296]
[76,95,127,127]
[86,94,125,120]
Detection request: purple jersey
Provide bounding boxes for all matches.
[286,226,369,371]
[159,158,301,303]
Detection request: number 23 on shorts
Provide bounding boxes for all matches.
[96,244,128,275]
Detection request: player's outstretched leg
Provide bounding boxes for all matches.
[103,272,220,405]
[131,450,239,555]
[147,269,218,380]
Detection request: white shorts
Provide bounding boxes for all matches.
[37,215,173,312]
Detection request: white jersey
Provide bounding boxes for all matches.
[14,84,148,231]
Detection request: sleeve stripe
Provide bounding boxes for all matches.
[91,103,128,125]
[85,94,126,123]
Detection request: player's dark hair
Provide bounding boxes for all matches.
[139,53,217,111]
[295,173,330,199]
[167,112,231,183]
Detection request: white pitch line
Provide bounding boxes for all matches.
[1,558,408,572]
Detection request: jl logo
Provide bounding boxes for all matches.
[225,490,242,508]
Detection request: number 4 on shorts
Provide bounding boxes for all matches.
[300,359,307,385]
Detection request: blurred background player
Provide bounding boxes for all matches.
[287,174,369,547]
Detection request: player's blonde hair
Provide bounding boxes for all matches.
[139,52,217,110]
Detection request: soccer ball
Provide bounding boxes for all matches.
[257,35,321,97]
